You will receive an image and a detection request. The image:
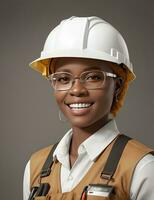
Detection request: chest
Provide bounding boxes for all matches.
[30,137,152,200]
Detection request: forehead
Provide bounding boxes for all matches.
[53,57,113,73]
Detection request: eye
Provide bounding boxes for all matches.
[85,72,104,82]
[56,74,71,84]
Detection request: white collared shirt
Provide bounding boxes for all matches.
[23,120,154,200]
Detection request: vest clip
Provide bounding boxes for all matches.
[100,173,113,180]
[40,168,51,178]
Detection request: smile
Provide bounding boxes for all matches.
[67,103,93,110]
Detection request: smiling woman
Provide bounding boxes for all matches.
[24,16,154,200]
[52,58,116,131]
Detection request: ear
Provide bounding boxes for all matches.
[114,77,124,101]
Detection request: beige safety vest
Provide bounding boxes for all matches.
[30,137,154,200]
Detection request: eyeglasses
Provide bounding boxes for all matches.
[48,70,117,91]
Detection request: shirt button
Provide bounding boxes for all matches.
[79,145,85,154]
[68,175,73,180]
[81,145,84,150]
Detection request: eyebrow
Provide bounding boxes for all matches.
[56,66,102,72]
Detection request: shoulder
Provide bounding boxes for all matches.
[114,136,154,197]
[117,136,154,179]
[30,144,55,172]
[129,138,153,151]
[130,153,154,199]
[30,145,55,187]
[124,137,154,159]
[30,145,53,162]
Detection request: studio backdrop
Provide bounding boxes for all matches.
[1,0,154,199]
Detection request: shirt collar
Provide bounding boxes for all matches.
[53,129,72,168]
[81,119,119,161]
[53,119,119,164]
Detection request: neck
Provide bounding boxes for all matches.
[69,114,110,157]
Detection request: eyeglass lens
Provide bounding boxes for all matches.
[51,71,106,91]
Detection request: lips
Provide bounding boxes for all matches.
[68,103,93,109]
[64,101,94,115]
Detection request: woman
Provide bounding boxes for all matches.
[24,16,154,200]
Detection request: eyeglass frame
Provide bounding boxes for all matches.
[47,70,117,91]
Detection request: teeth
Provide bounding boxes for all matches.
[69,103,92,109]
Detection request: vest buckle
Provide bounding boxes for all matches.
[100,172,113,180]
[40,168,51,178]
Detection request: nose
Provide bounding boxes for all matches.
[69,79,88,97]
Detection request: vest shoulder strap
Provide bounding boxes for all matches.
[40,134,131,180]
[40,142,59,178]
[101,134,131,180]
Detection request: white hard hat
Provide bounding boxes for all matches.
[30,16,135,80]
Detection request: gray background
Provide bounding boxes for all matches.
[1,0,154,199]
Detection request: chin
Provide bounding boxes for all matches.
[67,117,92,128]
[68,115,107,129]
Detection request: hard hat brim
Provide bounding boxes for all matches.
[29,49,136,81]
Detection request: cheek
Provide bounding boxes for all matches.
[94,81,115,112]
[54,91,66,108]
